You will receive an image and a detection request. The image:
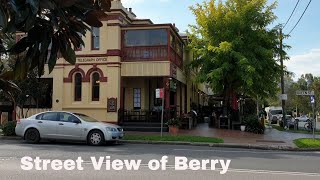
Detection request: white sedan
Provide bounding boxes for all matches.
[15,111,124,145]
[295,115,310,122]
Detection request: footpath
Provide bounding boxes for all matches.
[1,124,320,151]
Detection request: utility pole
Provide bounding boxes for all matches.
[280,28,287,128]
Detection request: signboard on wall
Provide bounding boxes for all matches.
[107,98,117,112]
[170,81,177,92]
[77,57,107,63]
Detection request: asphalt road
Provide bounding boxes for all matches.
[0,139,319,180]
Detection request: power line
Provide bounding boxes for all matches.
[288,0,312,35]
[283,0,300,29]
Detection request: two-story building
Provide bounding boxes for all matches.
[12,0,212,131]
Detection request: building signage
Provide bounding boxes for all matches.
[77,57,107,63]
[107,98,117,112]
[170,81,177,92]
[296,90,315,96]
[156,88,164,99]
[170,64,177,78]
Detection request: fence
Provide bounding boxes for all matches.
[15,107,51,119]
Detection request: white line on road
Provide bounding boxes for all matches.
[173,148,320,154]
[81,161,320,177]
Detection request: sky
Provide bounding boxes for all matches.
[121,0,320,80]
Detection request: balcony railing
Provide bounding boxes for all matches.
[118,109,176,124]
[122,45,168,61]
[169,47,183,68]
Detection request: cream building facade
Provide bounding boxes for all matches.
[15,0,211,127]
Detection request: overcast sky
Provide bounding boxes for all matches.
[121,0,320,80]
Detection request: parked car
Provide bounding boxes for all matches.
[295,115,310,122]
[279,115,296,128]
[15,111,124,145]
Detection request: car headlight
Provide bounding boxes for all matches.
[106,127,117,132]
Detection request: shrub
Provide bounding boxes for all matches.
[243,115,265,134]
[1,121,16,136]
[166,118,182,127]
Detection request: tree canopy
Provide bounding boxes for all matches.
[268,73,320,116]
[189,0,287,108]
[0,0,111,80]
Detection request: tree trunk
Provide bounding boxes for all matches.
[10,96,17,121]
[222,86,228,116]
[25,107,30,118]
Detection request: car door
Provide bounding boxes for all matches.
[56,112,83,140]
[36,112,59,139]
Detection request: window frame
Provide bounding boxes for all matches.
[133,88,141,110]
[40,112,59,121]
[74,73,82,101]
[75,32,83,51]
[124,29,168,47]
[58,112,80,123]
[91,72,100,101]
[91,27,100,50]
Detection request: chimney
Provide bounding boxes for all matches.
[129,8,132,12]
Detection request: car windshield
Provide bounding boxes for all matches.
[74,113,99,122]
[270,110,282,115]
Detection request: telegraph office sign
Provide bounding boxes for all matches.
[296,90,315,96]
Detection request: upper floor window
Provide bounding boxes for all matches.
[124,29,168,47]
[92,27,100,50]
[92,72,100,101]
[74,73,82,101]
[75,33,83,51]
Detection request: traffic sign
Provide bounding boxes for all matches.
[296,90,314,96]
[280,94,287,100]
[311,96,315,104]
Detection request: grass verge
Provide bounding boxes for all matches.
[293,138,320,148]
[123,135,224,143]
[272,125,320,135]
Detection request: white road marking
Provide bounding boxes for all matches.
[173,148,320,154]
[0,158,318,177]
[80,161,320,177]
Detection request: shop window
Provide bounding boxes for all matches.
[74,73,82,101]
[92,72,100,101]
[133,88,141,109]
[91,27,100,50]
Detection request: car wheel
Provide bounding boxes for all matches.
[88,130,105,146]
[25,129,40,144]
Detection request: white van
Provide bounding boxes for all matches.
[266,107,283,124]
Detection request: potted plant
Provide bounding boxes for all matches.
[166,118,181,134]
[240,123,246,132]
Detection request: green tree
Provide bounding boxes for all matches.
[189,0,286,114]
[0,0,111,80]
